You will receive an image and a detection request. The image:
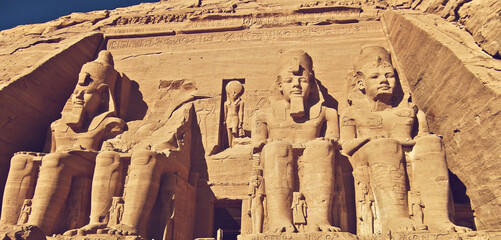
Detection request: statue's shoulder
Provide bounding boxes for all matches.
[340,105,358,118]
[393,103,417,118]
[51,118,68,133]
[322,105,338,114]
[255,105,272,119]
[102,117,126,129]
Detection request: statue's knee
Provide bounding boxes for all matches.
[131,150,156,166]
[96,151,121,166]
[10,154,34,171]
[305,139,333,156]
[414,135,443,152]
[263,141,292,157]
[42,153,68,168]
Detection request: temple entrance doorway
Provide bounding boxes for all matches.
[213,200,242,240]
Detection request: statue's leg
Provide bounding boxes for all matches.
[64,151,125,236]
[251,194,264,233]
[412,135,471,232]
[360,138,420,233]
[0,154,39,225]
[302,139,339,232]
[28,152,94,235]
[351,154,373,235]
[116,150,162,237]
[262,141,295,233]
[227,127,233,148]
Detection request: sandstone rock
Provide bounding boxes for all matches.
[0,0,498,239]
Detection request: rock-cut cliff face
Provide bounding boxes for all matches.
[0,0,499,235]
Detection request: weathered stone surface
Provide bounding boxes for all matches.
[0,225,46,240]
[400,0,501,58]
[0,0,498,240]
[383,10,501,230]
[0,32,103,207]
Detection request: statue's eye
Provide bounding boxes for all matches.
[299,77,308,83]
[370,74,379,79]
[284,77,293,83]
[85,89,97,94]
[386,73,395,78]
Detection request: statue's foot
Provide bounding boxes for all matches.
[307,223,341,232]
[63,223,107,236]
[109,224,138,236]
[386,218,427,232]
[269,221,295,233]
[428,221,471,233]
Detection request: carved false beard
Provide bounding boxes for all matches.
[66,106,86,130]
[290,95,305,118]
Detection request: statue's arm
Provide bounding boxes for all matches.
[224,102,228,124]
[324,107,339,142]
[238,101,244,127]
[103,117,127,140]
[43,123,56,153]
[415,109,430,138]
[339,110,369,156]
[251,111,268,152]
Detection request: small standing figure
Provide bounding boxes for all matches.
[17,199,32,224]
[409,191,425,225]
[224,81,244,148]
[108,197,124,227]
[291,192,307,232]
[356,181,375,235]
[247,169,265,234]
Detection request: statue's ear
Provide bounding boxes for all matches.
[277,76,283,91]
[354,72,365,93]
[97,85,110,104]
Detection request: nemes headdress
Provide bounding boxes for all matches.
[78,50,118,94]
[353,46,392,73]
[278,50,313,74]
[273,50,324,119]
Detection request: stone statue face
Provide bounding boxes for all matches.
[72,83,102,117]
[278,68,311,103]
[67,72,107,129]
[359,65,395,101]
[228,88,239,102]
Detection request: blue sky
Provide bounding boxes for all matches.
[0,0,159,31]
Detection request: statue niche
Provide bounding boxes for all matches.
[251,50,340,233]
[340,46,472,235]
[0,50,129,235]
[224,80,245,148]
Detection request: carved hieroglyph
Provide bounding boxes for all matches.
[251,50,340,233]
[340,46,471,235]
[0,50,128,235]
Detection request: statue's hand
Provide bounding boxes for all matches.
[398,139,416,147]
[252,141,266,153]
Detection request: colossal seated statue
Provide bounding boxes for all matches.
[64,98,196,239]
[251,50,340,233]
[0,50,128,235]
[340,46,471,234]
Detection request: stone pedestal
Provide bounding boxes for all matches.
[238,232,358,240]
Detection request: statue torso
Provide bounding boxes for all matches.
[266,104,326,145]
[51,116,124,152]
[350,106,416,142]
